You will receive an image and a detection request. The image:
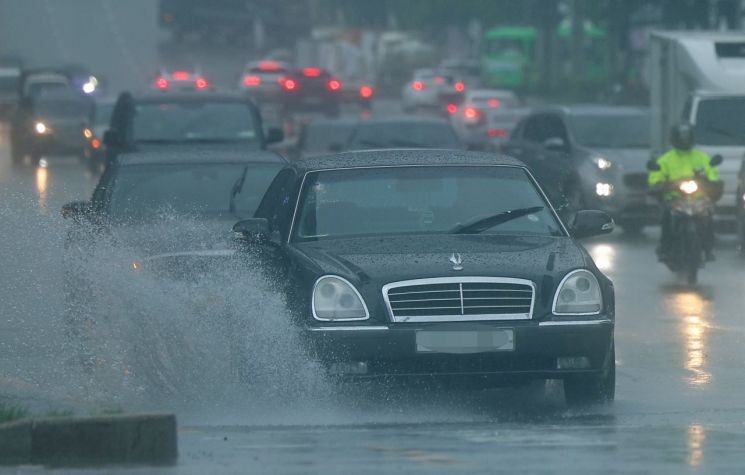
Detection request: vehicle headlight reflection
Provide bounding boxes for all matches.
[36,165,48,210]
[590,244,615,272]
[669,292,711,387]
[687,424,705,467]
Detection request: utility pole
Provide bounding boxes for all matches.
[570,0,585,95]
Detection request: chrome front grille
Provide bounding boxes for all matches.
[383,277,535,323]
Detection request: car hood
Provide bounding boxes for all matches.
[134,141,263,153]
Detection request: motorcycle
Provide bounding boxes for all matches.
[648,155,723,285]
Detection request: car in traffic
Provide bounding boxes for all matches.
[232,149,616,405]
[104,91,283,163]
[501,105,656,232]
[346,116,463,151]
[277,67,343,117]
[286,118,357,159]
[10,90,93,164]
[402,68,466,114]
[20,70,71,98]
[238,59,291,103]
[154,67,210,91]
[450,89,521,149]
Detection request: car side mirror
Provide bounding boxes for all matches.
[646,159,661,171]
[543,137,567,152]
[61,201,92,221]
[266,127,284,145]
[571,210,614,239]
[710,154,723,167]
[233,218,273,242]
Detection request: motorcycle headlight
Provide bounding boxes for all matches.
[312,275,369,321]
[553,270,603,315]
[35,122,48,134]
[679,180,698,194]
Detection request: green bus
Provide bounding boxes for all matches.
[481,23,608,90]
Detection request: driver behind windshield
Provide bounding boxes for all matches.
[648,123,722,262]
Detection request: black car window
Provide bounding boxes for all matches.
[694,97,745,146]
[255,168,297,238]
[293,166,563,241]
[523,114,568,145]
[132,101,259,143]
[348,122,461,150]
[108,163,281,223]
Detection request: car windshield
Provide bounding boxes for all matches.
[109,163,280,224]
[294,166,562,241]
[570,113,650,148]
[695,97,745,146]
[132,101,258,143]
[300,123,355,152]
[34,100,91,118]
[348,122,460,150]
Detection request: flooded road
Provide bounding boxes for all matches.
[1,126,745,473]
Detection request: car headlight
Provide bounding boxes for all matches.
[35,122,48,134]
[594,157,612,170]
[552,270,602,315]
[312,275,369,321]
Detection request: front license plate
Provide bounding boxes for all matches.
[416,330,514,354]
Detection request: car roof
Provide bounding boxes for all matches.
[116,149,287,167]
[133,91,254,104]
[538,104,650,116]
[292,149,525,172]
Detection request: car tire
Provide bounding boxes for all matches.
[563,342,615,406]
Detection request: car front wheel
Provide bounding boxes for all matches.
[563,342,615,406]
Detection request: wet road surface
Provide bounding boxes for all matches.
[1,125,745,473]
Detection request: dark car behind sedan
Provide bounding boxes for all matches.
[233,149,616,405]
[346,116,462,151]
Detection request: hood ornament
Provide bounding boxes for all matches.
[449,253,463,271]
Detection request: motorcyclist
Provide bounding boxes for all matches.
[648,123,722,261]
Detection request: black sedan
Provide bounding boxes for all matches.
[234,149,616,405]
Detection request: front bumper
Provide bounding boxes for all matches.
[305,318,613,384]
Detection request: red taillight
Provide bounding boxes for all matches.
[91,138,101,149]
[487,98,501,108]
[412,80,424,91]
[463,106,481,121]
[282,78,297,91]
[433,76,445,85]
[258,60,280,71]
[303,67,321,77]
[172,70,190,81]
[327,79,342,91]
[243,75,261,86]
[155,77,169,89]
[454,82,465,92]
[195,77,208,89]
[488,128,509,138]
[359,85,374,99]
[446,103,458,115]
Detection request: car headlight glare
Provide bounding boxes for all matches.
[553,270,602,315]
[594,157,612,170]
[312,275,369,321]
[35,122,48,134]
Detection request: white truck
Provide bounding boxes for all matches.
[650,31,745,225]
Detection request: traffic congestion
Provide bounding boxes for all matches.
[1,1,745,473]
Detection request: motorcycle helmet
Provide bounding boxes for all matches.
[670,123,695,151]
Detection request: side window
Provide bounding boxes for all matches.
[255,168,297,237]
[523,114,568,145]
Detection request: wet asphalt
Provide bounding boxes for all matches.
[1,126,745,474]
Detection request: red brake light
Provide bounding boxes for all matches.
[303,67,321,77]
[195,77,208,89]
[243,75,261,86]
[359,85,374,99]
[487,98,501,108]
[488,128,509,138]
[172,70,191,81]
[412,80,424,91]
[282,78,297,91]
[454,82,465,92]
[446,103,458,115]
[258,61,280,71]
[155,77,169,89]
[327,79,342,91]
[91,138,101,149]
[434,76,445,85]
[463,106,481,121]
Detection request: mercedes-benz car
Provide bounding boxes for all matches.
[233,149,616,405]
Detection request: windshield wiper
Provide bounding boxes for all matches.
[450,206,544,234]
[228,166,249,217]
